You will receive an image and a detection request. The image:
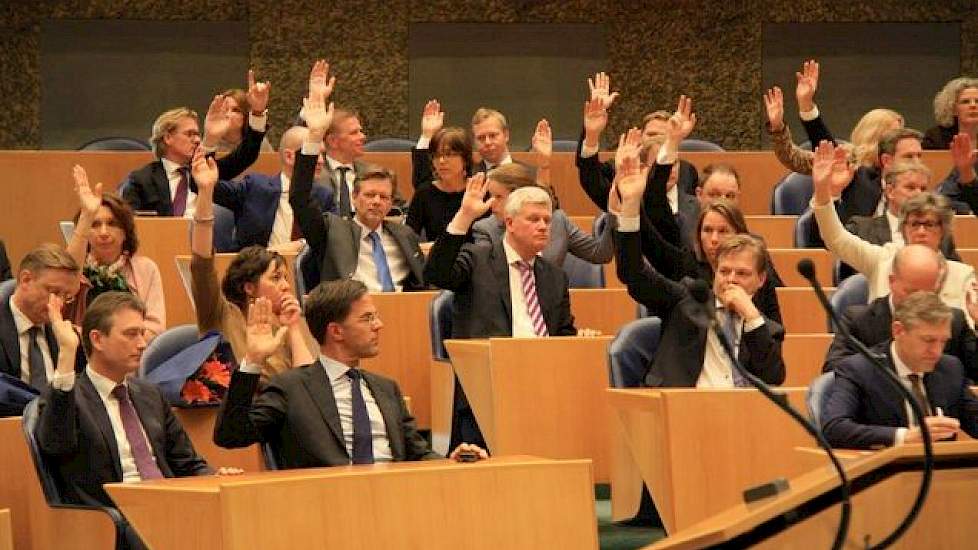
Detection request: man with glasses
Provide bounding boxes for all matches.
[0,244,82,391]
[214,279,486,467]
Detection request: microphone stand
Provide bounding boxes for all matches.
[799,265,933,549]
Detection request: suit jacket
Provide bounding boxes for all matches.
[214,364,440,468]
[615,230,785,387]
[823,298,978,380]
[822,345,978,449]
[123,124,266,216]
[0,240,10,281]
[0,282,83,385]
[212,172,336,250]
[35,372,212,507]
[316,158,376,208]
[290,151,426,290]
[424,233,577,338]
[471,209,615,268]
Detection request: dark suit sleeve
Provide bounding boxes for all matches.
[35,386,80,456]
[800,114,836,147]
[215,122,265,181]
[470,221,493,246]
[678,160,699,195]
[411,147,435,190]
[822,361,898,449]
[944,169,978,216]
[754,268,783,325]
[423,232,474,291]
[213,370,287,448]
[643,162,683,248]
[393,382,441,460]
[615,229,685,317]
[551,267,577,336]
[0,240,10,281]
[405,186,427,238]
[742,319,786,385]
[290,151,330,254]
[121,172,148,212]
[951,310,978,383]
[954,384,978,439]
[159,392,213,476]
[211,177,247,214]
[822,307,863,373]
[574,129,613,212]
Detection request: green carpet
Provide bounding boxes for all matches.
[595,486,665,550]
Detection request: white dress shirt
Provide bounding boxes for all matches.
[352,219,410,292]
[9,299,54,384]
[268,171,295,246]
[502,237,542,338]
[891,342,932,446]
[325,154,356,212]
[885,210,904,246]
[696,300,765,388]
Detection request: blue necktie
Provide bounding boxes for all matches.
[720,309,749,387]
[28,327,47,389]
[346,368,374,464]
[368,231,395,292]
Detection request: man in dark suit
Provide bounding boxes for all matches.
[213,279,486,467]
[613,151,785,387]
[0,244,81,391]
[290,93,425,292]
[210,124,336,251]
[36,292,231,549]
[122,72,270,217]
[824,245,978,379]
[822,291,978,449]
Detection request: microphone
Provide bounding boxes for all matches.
[688,279,714,330]
[796,258,931,549]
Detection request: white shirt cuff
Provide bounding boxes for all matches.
[616,215,640,232]
[51,370,75,391]
[580,142,599,158]
[238,360,262,375]
[744,316,766,332]
[248,112,268,133]
[656,146,678,165]
[894,427,907,446]
[799,105,820,122]
[446,221,469,235]
[301,141,321,156]
[416,136,431,149]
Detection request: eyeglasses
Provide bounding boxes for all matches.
[356,312,382,325]
[42,285,76,305]
[906,219,942,231]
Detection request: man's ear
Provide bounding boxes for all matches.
[326,321,344,342]
[892,320,905,339]
[89,329,104,352]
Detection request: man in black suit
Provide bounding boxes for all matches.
[214,280,486,467]
[822,291,978,449]
[0,244,81,391]
[613,150,785,387]
[824,245,978,379]
[291,92,426,292]
[36,292,232,549]
[122,71,270,217]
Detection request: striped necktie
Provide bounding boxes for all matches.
[515,260,548,337]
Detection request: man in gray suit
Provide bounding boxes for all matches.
[291,90,425,292]
[214,279,486,467]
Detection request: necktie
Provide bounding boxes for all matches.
[111,385,164,480]
[172,167,189,216]
[368,231,395,292]
[908,374,934,418]
[346,369,374,464]
[27,327,47,389]
[720,309,749,387]
[515,260,548,337]
[336,166,352,217]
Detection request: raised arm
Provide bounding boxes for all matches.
[575,72,620,211]
[36,296,82,456]
[945,133,978,213]
[423,173,494,290]
[289,67,335,254]
[795,59,836,146]
[67,165,103,266]
[411,99,444,189]
[644,95,695,247]
[764,86,814,174]
[531,118,553,189]
[213,70,270,180]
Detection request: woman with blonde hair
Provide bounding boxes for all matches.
[924,76,978,149]
[849,108,904,167]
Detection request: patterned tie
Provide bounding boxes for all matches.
[368,231,395,292]
[336,166,352,217]
[908,374,934,418]
[346,369,374,464]
[111,385,164,480]
[172,167,189,216]
[515,260,548,337]
[27,327,47,389]
[720,308,749,387]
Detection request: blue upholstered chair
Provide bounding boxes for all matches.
[608,317,662,388]
[429,290,454,361]
[806,371,836,428]
[828,274,869,332]
[772,172,814,215]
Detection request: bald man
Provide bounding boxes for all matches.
[209,125,337,251]
[823,244,978,380]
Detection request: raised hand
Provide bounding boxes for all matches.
[588,72,620,110]
[72,164,103,216]
[457,172,495,221]
[795,59,819,112]
[614,127,642,171]
[302,92,335,140]
[421,99,445,139]
[246,69,271,114]
[203,95,231,143]
[665,95,696,144]
[763,86,785,131]
[951,133,978,183]
[583,97,609,143]
[609,131,646,216]
[191,146,218,195]
[811,140,837,206]
[244,297,288,365]
[277,294,303,327]
[307,59,336,101]
[531,118,553,158]
[47,295,78,356]
[829,148,856,196]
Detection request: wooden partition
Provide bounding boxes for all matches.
[0,419,32,550]
[768,248,833,287]
[173,408,263,473]
[782,333,833,387]
[444,338,615,482]
[0,509,10,550]
[777,287,834,334]
[106,456,599,550]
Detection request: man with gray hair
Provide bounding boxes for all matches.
[822,291,978,449]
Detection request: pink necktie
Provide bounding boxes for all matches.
[172,167,189,216]
[111,385,164,480]
[516,260,548,337]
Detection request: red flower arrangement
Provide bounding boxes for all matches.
[180,355,233,405]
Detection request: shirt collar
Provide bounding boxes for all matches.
[9,298,36,336]
[86,365,127,401]
[324,155,353,172]
[885,210,900,233]
[279,171,291,193]
[486,153,513,170]
[320,354,355,383]
[502,236,536,267]
[666,184,679,213]
[889,341,915,379]
[353,217,383,238]
[161,157,184,177]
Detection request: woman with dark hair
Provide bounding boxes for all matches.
[215,87,275,154]
[407,121,474,241]
[189,148,316,380]
[69,165,166,340]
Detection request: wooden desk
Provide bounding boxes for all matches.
[106,456,598,550]
[782,333,833,387]
[445,338,614,482]
[952,216,978,247]
[608,388,815,534]
[777,287,834,334]
[746,216,796,248]
[173,408,264,473]
[768,248,833,287]
[0,509,10,550]
[569,288,636,336]
[0,419,31,550]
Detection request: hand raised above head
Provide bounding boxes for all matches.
[308,59,336,101]
[246,68,271,114]
[47,294,78,352]
[72,164,103,216]
[458,172,495,220]
[665,95,696,144]
[531,118,553,158]
[795,59,820,112]
[190,145,218,193]
[583,97,609,139]
[203,95,232,142]
[421,99,445,139]
[588,71,620,110]
[763,86,784,131]
[811,140,837,205]
[302,93,335,138]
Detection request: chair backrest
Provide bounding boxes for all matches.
[77,136,151,151]
[793,209,818,248]
[363,138,415,152]
[562,254,605,289]
[772,172,814,215]
[212,204,237,253]
[429,290,454,360]
[21,399,65,505]
[806,371,836,427]
[679,139,724,152]
[608,317,662,388]
[828,274,869,331]
[139,324,201,378]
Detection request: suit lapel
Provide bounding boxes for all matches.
[382,221,422,284]
[344,220,363,278]
[490,240,513,327]
[362,371,404,460]
[301,363,347,454]
[533,260,559,333]
[152,162,173,214]
[78,373,124,480]
[881,351,912,425]
[0,296,20,376]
